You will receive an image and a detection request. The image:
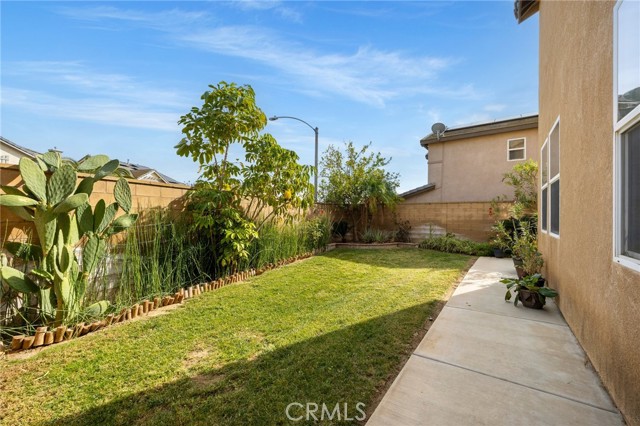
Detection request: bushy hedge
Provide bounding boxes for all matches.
[419,233,493,256]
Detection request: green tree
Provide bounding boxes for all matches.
[320,142,400,240]
[175,82,314,270]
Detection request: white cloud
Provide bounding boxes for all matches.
[3,62,185,131]
[57,6,209,31]
[179,26,466,107]
[3,87,181,132]
[230,0,303,23]
[59,6,477,107]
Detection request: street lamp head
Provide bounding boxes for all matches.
[269,116,279,121]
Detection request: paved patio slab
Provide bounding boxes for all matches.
[367,257,623,426]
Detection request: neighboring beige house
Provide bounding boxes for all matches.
[384,115,538,242]
[406,114,539,203]
[0,136,181,184]
[0,136,42,165]
[1,137,190,245]
[517,0,640,424]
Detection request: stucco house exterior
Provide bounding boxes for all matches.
[516,0,639,424]
[385,115,538,242]
[410,114,539,203]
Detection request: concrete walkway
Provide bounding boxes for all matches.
[367,257,623,426]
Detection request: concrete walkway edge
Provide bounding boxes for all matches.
[366,257,623,426]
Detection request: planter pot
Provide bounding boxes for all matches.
[519,289,545,309]
[493,248,505,258]
[515,266,526,279]
[512,257,523,266]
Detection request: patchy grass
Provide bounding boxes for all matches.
[0,249,471,426]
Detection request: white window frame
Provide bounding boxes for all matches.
[547,117,560,239]
[0,155,9,163]
[507,137,526,161]
[613,0,640,272]
[540,139,549,234]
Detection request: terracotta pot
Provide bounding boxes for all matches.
[515,266,526,279]
[519,289,545,309]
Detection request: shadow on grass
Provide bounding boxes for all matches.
[46,303,440,426]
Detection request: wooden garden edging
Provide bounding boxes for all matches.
[6,249,324,354]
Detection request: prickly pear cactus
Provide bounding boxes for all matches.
[0,153,138,326]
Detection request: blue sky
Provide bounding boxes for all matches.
[1,1,539,192]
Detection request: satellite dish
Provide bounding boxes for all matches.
[431,122,447,140]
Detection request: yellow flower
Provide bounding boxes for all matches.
[284,189,292,200]
[223,184,231,191]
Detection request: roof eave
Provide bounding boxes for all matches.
[399,183,436,198]
[514,0,539,24]
[420,115,538,147]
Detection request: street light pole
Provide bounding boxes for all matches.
[268,115,319,203]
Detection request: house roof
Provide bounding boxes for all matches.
[0,136,40,158]
[118,162,182,184]
[420,113,538,147]
[1,137,182,185]
[514,0,539,23]
[399,183,436,199]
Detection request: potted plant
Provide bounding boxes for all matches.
[511,226,543,279]
[490,220,513,258]
[501,273,558,309]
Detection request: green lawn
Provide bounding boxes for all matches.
[0,249,471,426]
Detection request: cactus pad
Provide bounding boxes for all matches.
[19,158,47,202]
[47,165,76,206]
[52,193,89,214]
[114,178,132,213]
[77,155,110,172]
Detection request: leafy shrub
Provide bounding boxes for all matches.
[394,220,412,242]
[419,233,493,256]
[305,215,332,249]
[360,228,394,243]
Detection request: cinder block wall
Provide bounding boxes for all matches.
[318,201,512,242]
[0,164,190,245]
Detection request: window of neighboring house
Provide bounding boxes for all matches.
[614,0,640,269]
[0,155,9,163]
[540,140,549,233]
[507,138,526,161]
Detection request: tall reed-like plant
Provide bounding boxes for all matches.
[114,210,209,307]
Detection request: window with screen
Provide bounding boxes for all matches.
[507,138,526,161]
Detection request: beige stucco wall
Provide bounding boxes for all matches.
[538,1,640,424]
[416,127,539,203]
